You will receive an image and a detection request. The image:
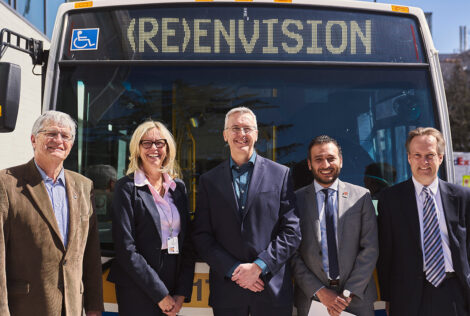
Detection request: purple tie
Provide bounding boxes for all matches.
[322,189,339,280]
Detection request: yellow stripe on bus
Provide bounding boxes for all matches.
[102,269,117,304]
[103,267,212,308]
[185,273,210,307]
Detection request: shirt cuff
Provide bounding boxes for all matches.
[253,258,269,275]
[226,262,241,278]
[313,285,325,299]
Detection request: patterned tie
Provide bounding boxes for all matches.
[322,189,339,280]
[422,187,446,287]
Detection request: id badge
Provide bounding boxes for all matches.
[167,236,179,254]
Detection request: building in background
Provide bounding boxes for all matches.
[1,0,66,38]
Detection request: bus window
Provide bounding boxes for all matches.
[57,65,436,219]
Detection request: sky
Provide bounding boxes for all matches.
[360,0,470,54]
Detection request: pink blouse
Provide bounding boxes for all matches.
[134,169,181,249]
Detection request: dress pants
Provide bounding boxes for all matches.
[212,290,292,316]
[418,274,468,316]
[116,251,178,316]
[213,305,292,316]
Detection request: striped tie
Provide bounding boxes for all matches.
[422,187,446,287]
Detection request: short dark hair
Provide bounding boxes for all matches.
[307,135,342,159]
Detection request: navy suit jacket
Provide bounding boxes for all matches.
[107,174,194,306]
[192,155,301,308]
[377,178,470,316]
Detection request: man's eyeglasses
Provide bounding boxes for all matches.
[38,130,73,142]
[140,139,167,149]
[226,126,257,134]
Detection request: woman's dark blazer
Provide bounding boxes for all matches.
[107,173,194,305]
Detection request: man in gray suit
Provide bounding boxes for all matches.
[291,135,378,316]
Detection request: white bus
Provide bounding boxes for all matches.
[0,0,453,314]
[0,2,49,169]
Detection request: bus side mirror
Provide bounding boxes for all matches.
[0,62,21,132]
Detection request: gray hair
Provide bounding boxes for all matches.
[31,110,77,141]
[224,107,258,130]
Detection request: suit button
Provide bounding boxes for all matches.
[63,259,67,266]
[58,283,64,290]
[319,251,322,256]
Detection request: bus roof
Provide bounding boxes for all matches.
[60,0,423,14]
[59,0,426,16]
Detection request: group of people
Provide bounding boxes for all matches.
[0,107,469,316]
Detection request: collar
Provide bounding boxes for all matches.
[34,159,65,185]
[314,178,339,194]
[134,168,176,191]
[230,151,257,169]
[412,176,439,197]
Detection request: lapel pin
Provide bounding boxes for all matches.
[342,192,349,198]
[73,193,78,199]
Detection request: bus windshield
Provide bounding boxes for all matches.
[52,3,439,247]
[56,64,436,208]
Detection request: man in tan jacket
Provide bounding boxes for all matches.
[0,111,104,316]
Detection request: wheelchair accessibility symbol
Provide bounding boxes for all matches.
[71,28,99,51]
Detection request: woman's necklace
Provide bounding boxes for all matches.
[152,179,164,197]
[155,183,165,197]
[146,172,165,197]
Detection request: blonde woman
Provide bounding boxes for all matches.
[107,121,194,316]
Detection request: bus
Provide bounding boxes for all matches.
[0,2,49,170]
[0,0,453,314]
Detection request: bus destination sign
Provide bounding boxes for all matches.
[126,17,371,57]
[64,5,425,63]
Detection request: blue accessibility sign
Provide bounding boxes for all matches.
[70,28,99,51]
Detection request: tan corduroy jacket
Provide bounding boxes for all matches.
[0,159,104,316]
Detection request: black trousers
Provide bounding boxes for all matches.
[213,290,292,316]
[116,252,178,316]
[418,274,468,316]
[213,305,292,316]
